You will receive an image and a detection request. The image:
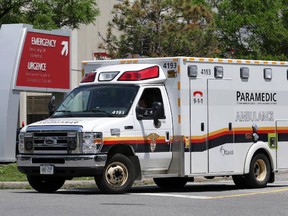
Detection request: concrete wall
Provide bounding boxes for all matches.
[70,0,119,88]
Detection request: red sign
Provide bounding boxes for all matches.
[16,31,70,90]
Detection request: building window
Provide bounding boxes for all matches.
[27,95,50,124]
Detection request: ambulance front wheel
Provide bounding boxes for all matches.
[245,153,271,188]
[95,154,136,194]
[27,175,65,193]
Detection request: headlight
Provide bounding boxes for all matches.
[82,132,103,154]
[18,132,25,153]
[18,132,34,153]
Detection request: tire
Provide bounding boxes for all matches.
[153,177,188,189]
[95,154,135,194]
[245,153,271,188]
[232,175,247,189]
[27,175,65,193]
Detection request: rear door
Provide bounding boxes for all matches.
[207,79,234,173]
[190,79,208,174]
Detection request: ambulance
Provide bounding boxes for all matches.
[17,57,288,193]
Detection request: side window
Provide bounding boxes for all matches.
[138,88,165,119]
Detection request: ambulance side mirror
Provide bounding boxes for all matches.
[152,102,163,127]
[136,106,144,120]
[48,96,56,117]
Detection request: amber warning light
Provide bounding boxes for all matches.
[118,66,159,81]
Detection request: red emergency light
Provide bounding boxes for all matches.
[81,72,96,83]
[118,66,159,81]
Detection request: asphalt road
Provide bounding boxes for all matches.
[1,172,288,216]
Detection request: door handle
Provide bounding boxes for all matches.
[165,132,169,142]
[201,123,204,131]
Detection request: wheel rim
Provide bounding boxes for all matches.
[105,162,128,188]
[253,159,267,181]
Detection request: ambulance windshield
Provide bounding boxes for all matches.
[52,84,139,118]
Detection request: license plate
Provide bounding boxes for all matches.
[40,165,54,175]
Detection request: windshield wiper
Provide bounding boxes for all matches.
[52,110,73,117]
[55,110,71,113]
[84,108,114,117]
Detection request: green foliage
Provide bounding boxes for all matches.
[215,0,288,60]
[2,0,288,60]
[100,0,220,58]
[101,0,288,60]
[0,0,99,30]
[0,0,29,24]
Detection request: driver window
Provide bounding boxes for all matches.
[138,88,165,119]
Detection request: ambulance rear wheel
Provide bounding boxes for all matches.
[245,153,271,188]
[153,177,188,189]
[27,175,65,193]
[95,154,135,194]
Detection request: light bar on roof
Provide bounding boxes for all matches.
[98,71,119,81]
[81,72,96,83]
[118,66,159,81]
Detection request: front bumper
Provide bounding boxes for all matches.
[17,154,107,177]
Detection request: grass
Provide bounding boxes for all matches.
[0,163,27,181]
[0,163,94,182]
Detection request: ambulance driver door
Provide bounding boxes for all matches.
[134,87,173,172]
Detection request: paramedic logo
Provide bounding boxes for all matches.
[147,133,159,152]
[236,91,277,105]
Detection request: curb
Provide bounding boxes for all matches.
[0,180,97,190]
[0,177,232,190]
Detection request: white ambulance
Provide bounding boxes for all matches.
[17,57,288,193]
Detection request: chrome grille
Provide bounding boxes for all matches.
[33,132,68,150]
[25,125,82,154]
